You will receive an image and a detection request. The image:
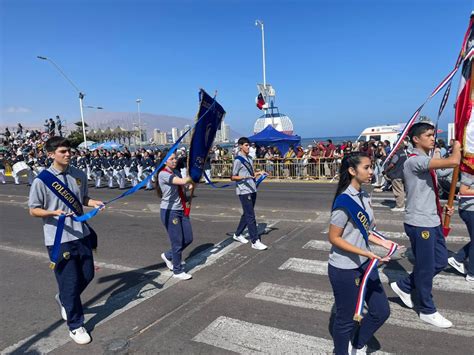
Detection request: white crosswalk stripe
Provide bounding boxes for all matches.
[246,282,474,338]
[193,316,349,354]
[278,258,474,294]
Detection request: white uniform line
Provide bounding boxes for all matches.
[246,283,474,338]
[0,234,246,354]
[192,316,336,354]
[278,258,474,294]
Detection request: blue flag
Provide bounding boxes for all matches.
[188,89,226,183]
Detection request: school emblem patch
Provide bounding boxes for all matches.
[421,231,430,240]
[172,218,179,225]
[62,251,71,260]
[355,277,360,287]
[75,178,81,186]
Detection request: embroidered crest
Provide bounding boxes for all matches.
[172,218,179,225]
[75,178,81,186]
[63,251,71,260]
[421,231,430,240]
[355,277,360,287]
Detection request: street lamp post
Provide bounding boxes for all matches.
[255,20,267,89]
[136,98,142,148]
[37,55,88,147]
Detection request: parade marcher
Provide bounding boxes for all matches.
[113,151,127,189]
[177,148,188,178]
[77,151,89,178]
[0,152,6,184]
[126,152,140,187]
[26,151,37,186]
[448,171,474,282]
[142,151,155,190]
[103,151,115,188]
[383,144,407,212]
[390,122,461,328]
[156,152,194,280]
[90,150,104,188]
[10,152,24,185]
[231,137,268,250]
[28,136,103,344]
[328,152,397,355]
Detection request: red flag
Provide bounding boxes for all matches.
[255,93,266,110]
[455,16,474,175]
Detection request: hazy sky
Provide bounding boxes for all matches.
[1,0,472,137]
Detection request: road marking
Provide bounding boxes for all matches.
[302,240,406,260]
[192,316,336,354]
[246,282,474,338]
[0,244,139,273]
[278,258,474,294]
[0,235,246,354]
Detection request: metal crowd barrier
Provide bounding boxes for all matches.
[210,158,340,180]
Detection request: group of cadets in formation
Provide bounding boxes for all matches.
[1,148,188,189]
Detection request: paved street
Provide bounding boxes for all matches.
[0,181,472,354]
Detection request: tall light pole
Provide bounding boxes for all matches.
[37,55,88,147]
[255,20,267,89]
[136,99,142,148]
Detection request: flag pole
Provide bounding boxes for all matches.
[443,48,474,235]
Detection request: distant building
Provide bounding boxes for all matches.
[171,127,179,143]
[222,122,230,142]
[153,129,168,145]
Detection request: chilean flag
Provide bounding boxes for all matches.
[256,93,266,110]
[455,15,474,175]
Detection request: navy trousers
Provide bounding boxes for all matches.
[454,209,474,276]
[235,192,258,243]
[47,237,94,330]
[328,262,390,355]
[161,209,193,274]
[397,224,448,314]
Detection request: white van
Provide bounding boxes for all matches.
[357,124,404,146]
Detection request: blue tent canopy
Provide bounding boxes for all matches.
[248,125,301,155]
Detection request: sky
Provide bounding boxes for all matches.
[1,0,472,137]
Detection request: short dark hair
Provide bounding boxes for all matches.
[45,136,71,152]
[238,137,250,145]
[408,122,434,145]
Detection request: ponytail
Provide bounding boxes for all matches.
[332,152,369,206]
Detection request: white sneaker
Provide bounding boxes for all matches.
[390,282,413,308]
[251,240,268,250]
[348,342,367,354]
[173,272,192,280]
[448,257,466,275]
[55,293,67,321]
[466,274,474,282]
[390,207,405,212]
[419,311,453,328]
[161,253,173,271]
[233,234,249,244]
[69,326,91,344]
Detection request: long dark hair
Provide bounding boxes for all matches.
[332,152,370,206]
[155,153,174,198]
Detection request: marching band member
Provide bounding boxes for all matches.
[142,151,154,190]
[90,150,103,188]
[328,152,397,355]
[390,122,461,328]
[230,137,267,250]
[103,151,115,188]
[77,151,89,178]
[113,151,126,189]
[127,152,140,187]
[26,151,37,186]
[156,153,194,280]
[28,137,103,344]
[10,152,24,185]
[448,171,474,282]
